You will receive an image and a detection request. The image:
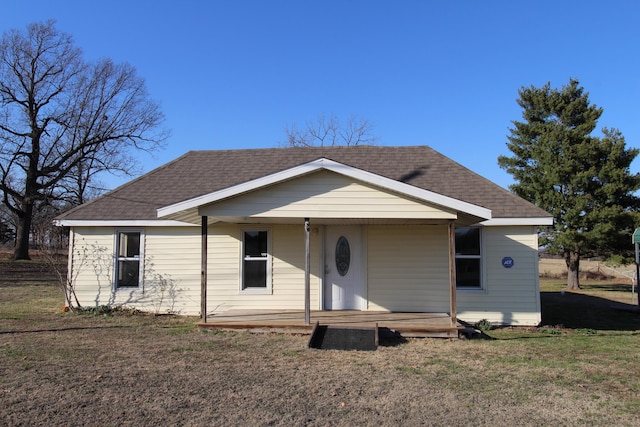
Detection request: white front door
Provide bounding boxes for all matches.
[324,225,365,310]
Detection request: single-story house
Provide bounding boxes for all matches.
[55,145,552,328]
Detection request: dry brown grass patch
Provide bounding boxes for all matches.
[2,254,640,425]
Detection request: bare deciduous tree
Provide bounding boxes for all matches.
[0,203,14,244]
[285,113,376,147]
[0,20,168,260]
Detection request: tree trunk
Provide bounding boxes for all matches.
[13,204,33,260]
[565,250,580,290]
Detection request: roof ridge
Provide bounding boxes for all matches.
[187,145,431,153]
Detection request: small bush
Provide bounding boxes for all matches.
[75,305,139,316]
[474,319,492,332]
[604,255,633,267]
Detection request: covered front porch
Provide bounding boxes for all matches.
[155,159,494,336]
[198,309,462,338]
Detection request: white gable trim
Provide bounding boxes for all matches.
[157,158,492,220]
[54,220,198,227]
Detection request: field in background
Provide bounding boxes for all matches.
[539,257,635,282]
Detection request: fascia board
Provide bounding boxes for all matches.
[479,217,554,226]
[157,158,492,220]
[54,219,198,227]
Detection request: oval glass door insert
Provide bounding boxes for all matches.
[335,236,351,276]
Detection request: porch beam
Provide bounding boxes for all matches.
[448,220,457,326]
[304,218,311,325]
[201,216,208,323]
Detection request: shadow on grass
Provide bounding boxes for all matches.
[0,325,130,335]
[540,290,640,331]
[584,282,635,293]
[378,327,409,347]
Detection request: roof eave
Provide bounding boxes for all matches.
[54,219,198,227]
[478,217,554,226]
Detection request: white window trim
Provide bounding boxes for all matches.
[239,228,272,294]
[113,229,145,290]
[455,227,486,292]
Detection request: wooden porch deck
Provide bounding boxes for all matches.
[198,310,462,338]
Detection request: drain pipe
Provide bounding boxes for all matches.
[201,216,208,323]
[305,218,311,325]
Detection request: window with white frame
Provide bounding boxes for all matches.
[115,231,143,288]
[241,230,270,291]
[455,227,482,289]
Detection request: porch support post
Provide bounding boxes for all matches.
[448,220,457,326]
[304,218,311,325]
[201,216,208,323]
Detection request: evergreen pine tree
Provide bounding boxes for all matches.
[498,79,640,290]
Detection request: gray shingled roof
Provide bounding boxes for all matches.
[56,145,551,221]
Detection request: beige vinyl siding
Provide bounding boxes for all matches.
[68,227,116,308]
[367,225,450,312]
[68,226,202,314]
[68,223,542,324]
[200,170,456,220]
[456,225,541,325]
[140,227,201,314]
[273,225,321,308]
[206,224,321,313]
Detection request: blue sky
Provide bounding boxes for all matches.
[3,1,640,190]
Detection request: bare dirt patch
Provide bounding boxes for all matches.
[2,256,640,426]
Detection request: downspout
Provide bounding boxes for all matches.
[201,216,208,323]
[448,220,457,327]
[304,218,311,325]
[66,227,75,308]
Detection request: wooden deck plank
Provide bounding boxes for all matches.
[198,310,461,338]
